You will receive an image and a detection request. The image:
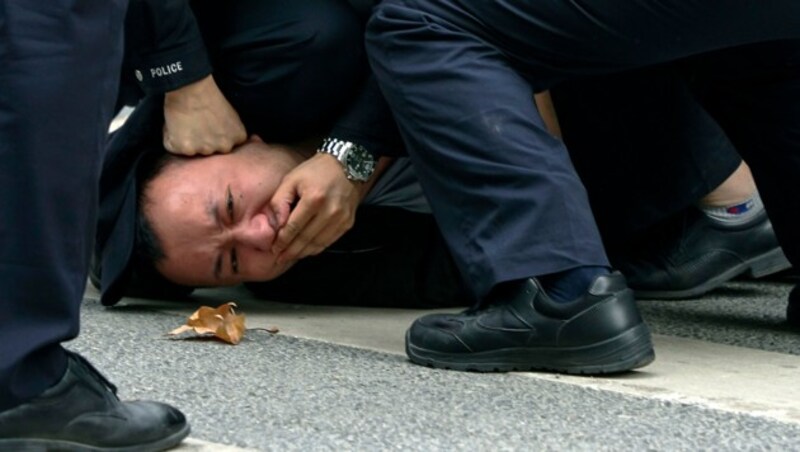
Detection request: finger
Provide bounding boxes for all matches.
[276,214,331,264]
[216,136,238,154]
[269,178,300,230]
[162,125,176,153]
[163,130,201,156]
[279,203,354,262]
[196,145,218,156]
[233,125,248,145]
[272,197,317,255]
[303,218,350,255]
[292,241,326,261]
[164,140,197,156]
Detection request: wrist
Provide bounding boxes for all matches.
[317,138,377,182]
[165,75,216,107]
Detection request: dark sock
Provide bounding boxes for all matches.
[538,266,611,303]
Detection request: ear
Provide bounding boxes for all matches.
[249,134,264,143]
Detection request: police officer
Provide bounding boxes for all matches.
[365,2,800,372]
[95,0,419,308]
[0,0,189,449]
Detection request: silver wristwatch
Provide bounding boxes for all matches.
[317,138,377,182]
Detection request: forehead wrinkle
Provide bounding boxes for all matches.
[150,163,234,287]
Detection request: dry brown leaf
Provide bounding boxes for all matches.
[168,302,246,345]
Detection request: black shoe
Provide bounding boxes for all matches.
[788,285,800,327]
[611,209,791,300]
[0,351,189,451]
[405,273,655,374]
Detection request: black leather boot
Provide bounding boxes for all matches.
[612,209,790,300]
[0,351,189,451]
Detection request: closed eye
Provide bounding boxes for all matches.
[226,185,234,222]
[226,186,239,276]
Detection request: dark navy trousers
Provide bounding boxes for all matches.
[366,0,800,301]
[553,67,743,246]
[0,0,127,410]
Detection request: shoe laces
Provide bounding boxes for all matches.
[66,351,119,396]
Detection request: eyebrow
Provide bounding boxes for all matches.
[226,185,239,277]
[210,190,224,281]
[211,184,237,282]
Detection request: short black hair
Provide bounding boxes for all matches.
[133,150,176,266]
[126,150,194,299]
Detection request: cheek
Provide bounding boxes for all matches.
[242,167,284,204]
[157,257,209,286]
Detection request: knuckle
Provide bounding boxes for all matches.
[284,246,303,260]
[297,231,316,245]
[282,222,301,237]
[220,139,235,152]
[306,194,325,208]
[167,145,194,156]
[179,139,195,152]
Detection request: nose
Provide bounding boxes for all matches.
[234,213,275,251]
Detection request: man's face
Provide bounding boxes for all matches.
[144,138,304,286]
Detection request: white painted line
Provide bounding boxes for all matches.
[174,438,259,451]
[221,299,800,427]
[104,286,800,428]
[528,335,800,425]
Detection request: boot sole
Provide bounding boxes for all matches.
[406,322,655,374]
[633,247,792,300]
[0,423,190,452]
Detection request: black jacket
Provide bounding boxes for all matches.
[121,0,403,156]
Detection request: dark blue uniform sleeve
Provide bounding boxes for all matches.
[328,0,405,157]
[329,75,407,158]
[125,0,212,94]
[124,0,402,158]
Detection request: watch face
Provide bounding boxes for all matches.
[344,145,376,181]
